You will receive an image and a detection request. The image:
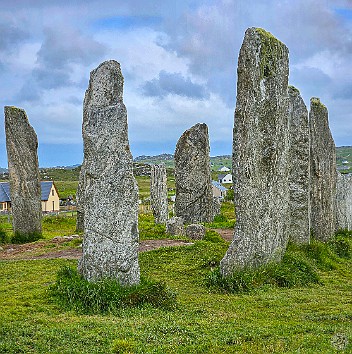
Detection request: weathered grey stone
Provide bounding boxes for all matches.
[212,197,221,217]
[4,106,42,236]
[309,97,336,241]
[287,86,310,243]
[166,217,184,236]
[75,168,84,233]
[150,164,168,224]
[78,60,140,285]
[186,224,205,240]
[220,28,290,275]
[174,123,214,223]
[335,172,352,230]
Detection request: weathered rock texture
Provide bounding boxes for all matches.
[75,169,84,233]
[4,106,42,236]
[186,224,205,240]
[336,172,352,230]
[287,86,310,243]
[309,97,336,241]
[220,28,290,275]
[166,217,185,236]
[150,164,168,224]
[174,123,214,223]
[78,60,140,285]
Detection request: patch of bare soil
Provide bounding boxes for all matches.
[0,236,194,261]
[0,229,233,261]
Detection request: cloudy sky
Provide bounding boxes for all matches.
[0,0,352,167]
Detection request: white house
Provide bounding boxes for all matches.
[218,166,230,172]
[218,173,233,184]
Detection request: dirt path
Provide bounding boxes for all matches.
[0,229,233,261]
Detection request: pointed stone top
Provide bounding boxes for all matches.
[84,60,124,108]
[288,85,300,95]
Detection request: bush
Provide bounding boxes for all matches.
[11,231,43,244]
[50,266,177,314]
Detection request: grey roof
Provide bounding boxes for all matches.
[212,180,228,192]
[0,181,55,202]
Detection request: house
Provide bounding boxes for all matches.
[218,166,230,172]
[212,181,228,199]
[0,181,60,213]
[218,173,233,184]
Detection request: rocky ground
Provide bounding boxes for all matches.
[0,229,233,261]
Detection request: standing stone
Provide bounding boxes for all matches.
[78,60,140,285]
[174,123,214,223]
[150,164,168,224]
[4,106,42,237]
[287,86,310,243]
[336,172,352,230]
[75,166,85,233]
[220,28,290,275]
[186,224,206,240]
[309,97,337,241]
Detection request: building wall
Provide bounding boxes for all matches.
[42,185,60,212]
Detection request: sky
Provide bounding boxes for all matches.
[1,0,352,167]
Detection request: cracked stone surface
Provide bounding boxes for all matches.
[77,60,140,285]
[5,106,42,236]
[287,86,310,243]
[150,164,168,224]
[309,97,336,241]
[174,123,214,223]
[220,28,290,275]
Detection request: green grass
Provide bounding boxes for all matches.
[55,181,79,200]
[0,233,351,353]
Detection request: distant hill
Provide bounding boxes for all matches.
[336,146,352,173]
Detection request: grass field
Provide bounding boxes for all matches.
[0,233,351,353]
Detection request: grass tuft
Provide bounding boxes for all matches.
[11,231,43,244]
[206,231,352,293]
[49,266,177,314]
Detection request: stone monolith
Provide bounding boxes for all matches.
[174,123,214,223]
[287,86,310,243]
[4,106,42,237]
[336,172,352,230]
[78,60,140,285]
[150,164,168,224]
[309,97,336,241]
[220,28,290,276]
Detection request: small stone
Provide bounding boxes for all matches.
[186,224,206,240]
[166,217,185,236]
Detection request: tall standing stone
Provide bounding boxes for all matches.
[78,60,140,285]
[220,28,290,275]
[336,172,352,230]
[174,123,214,223]
[75,166,85,232]
[287,86,310,243]
[4,106,42,237]
[150,164,168,224]
[309,97,336,241]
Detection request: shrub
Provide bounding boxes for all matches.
[11,231,43,244]
[50,266,177,314]
[111,339,135,354]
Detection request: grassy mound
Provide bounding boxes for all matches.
[50,266,177,314]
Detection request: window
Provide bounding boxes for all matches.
[52,189,54,196]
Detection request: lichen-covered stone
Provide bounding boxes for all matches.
[336,172,352,230]
[287,86,310,243]
[76,168,84,232]
[186,224,205,240]
[174,123,214,223]
[309,97,336,241]
[150,164,168,224]
[4,106,42,236]
[78,60,140,285]
[220,28,290,275]
[166,217,184,236]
